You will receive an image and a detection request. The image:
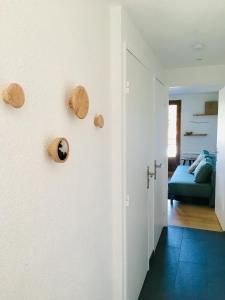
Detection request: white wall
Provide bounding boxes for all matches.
[0,1,112,300]
[165,64,225,87]
[110,6,124,300]
[170,92,218,155]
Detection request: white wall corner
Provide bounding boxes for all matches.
[110,5,125,300]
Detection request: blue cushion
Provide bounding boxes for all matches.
[194,157,213,183]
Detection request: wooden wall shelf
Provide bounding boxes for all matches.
[184,133,208,136]
[193,114,217,116]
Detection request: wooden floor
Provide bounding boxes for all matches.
[168,200,223,231]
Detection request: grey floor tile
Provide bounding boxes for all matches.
[159,226,183,248]
[175,261,207,297]
[139,226,225,300]
[179,238,208,264]
[154,244,180,265]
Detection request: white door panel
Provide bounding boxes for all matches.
[125,51,154,300]
[215,87,225,229]
[154,79,168,249]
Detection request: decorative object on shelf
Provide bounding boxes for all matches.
[205,101,218,115]
[94,114,104,128]
[68,85,89,119]
[185,131,193,136]
[47,138,69,163]
[193,101,218,116]
[3,83,25,108]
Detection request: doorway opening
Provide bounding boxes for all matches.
[168,100,181,177]
[167,85,222,231]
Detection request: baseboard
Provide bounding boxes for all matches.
[215,208,225,231]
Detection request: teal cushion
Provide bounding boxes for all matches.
[188,150,211,173]
[200,150,209,156]
[194,157,213,183]
[208,154,216,166]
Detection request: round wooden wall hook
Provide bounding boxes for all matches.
[47,138,69,163]
[94,114,104,128]
[68,85,89,119]
[3,83,25,108]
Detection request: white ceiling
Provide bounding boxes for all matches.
[110,0,225,68]
[169,85,222,95]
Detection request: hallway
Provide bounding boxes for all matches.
[139,226,225,299]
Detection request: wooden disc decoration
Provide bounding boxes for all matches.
[47,138,69,163]
[3,83,25,108]
[69,85,89,119]
[94,114,104,128]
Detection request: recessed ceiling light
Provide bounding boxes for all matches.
[192,43,205,50]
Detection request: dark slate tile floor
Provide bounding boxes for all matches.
[139,226,225,300]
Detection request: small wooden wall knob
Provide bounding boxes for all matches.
[3,83,25,108]
[94,115,104,128]
[69,85,89,119]
[47,138,69,163]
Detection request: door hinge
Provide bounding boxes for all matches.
[125,194,130,207]
[126,81,130,94]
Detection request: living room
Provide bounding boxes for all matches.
[168,85,221,231]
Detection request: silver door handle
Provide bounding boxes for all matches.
[147,166,155,189]
[154,160,162,180]
[155,161,162,169]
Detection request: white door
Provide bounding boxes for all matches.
[215,87,225,230]
[153,78,168,249]
[125,51,154,300]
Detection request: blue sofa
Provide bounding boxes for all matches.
[168,154,216,207]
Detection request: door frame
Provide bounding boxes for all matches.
[154,77,169,248]
[121,53,168,300]
[168,100,181,173]
[215,87,225,230]
[124,48,154,300]
[110,7,169,300]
